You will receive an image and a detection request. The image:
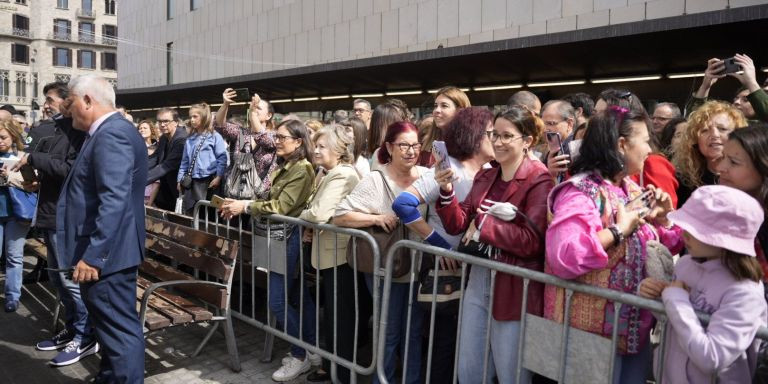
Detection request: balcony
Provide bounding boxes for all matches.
[78,33,95,43]
[76,8,95,19]
[12,28,29,38]
[102,36,117,46]
[49,32,71,41]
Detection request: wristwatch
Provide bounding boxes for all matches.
[608,224,624,246]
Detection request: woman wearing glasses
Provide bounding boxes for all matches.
[673,100,747,206]
[334,121,428,384]
[435,106,554,383]
[219,119,317,382]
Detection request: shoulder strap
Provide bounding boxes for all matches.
[374,170,396,203]
[186,133,208,176]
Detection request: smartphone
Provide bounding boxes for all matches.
[233,88,250,103]
[627,189,654,212]
[19,165,36,182]
[210,194,225,209]
[431,140,451,172]
[545,131,568,156]
[722,57,741,74]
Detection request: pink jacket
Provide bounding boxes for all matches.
[657,255,767,384]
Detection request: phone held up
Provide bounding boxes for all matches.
[233,88,250,103]
[545,131,569,157]
[431,140,451,173]
[721,57,741,75]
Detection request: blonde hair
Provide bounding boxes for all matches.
[189,102,213,134]
[424,86,472,151]
[305,119,323,134]
[314,125,355,165]
[0,120,25,151]
[673,101,747,188]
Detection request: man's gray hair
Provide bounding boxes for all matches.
[542,99,575,121]
[353,98,371,110]
[507,90,540,110]
[655,102,681,118]
[68,75,116,108]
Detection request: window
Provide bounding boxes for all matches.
[190,0,200,11]
[11,44,29,64]
[79,22,95,43]
[82,0,92,12]
[53,19,71,40]
[15,0,27,5]
[0,71,9,100]
[78,50,95,69]
[32,73,38,99]
[102,24,117,45]
[105,0,116,15]
[101,52,116,70]
[12,14,29,37]
[15,73,26,98]
[166,42,173,84]
[57,0,68,9]
[167,0,173,20]
[53,48,72,67]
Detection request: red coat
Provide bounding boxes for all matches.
[631,153,679,208]
[436,157,554,321]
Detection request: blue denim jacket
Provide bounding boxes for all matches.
[177,131,228,181]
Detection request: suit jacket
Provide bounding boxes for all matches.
[56,113,148,275]
[299,164,360,269]
[436,157,554,321]
[27,118,79,229]
[147,126,187,209]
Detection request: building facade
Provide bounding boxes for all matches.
[0,0,117,121]
[117,0,768,114]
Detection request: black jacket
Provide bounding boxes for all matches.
[27,117,83,229]
[147,125,188,210]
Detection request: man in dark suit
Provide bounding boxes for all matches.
[58,75,147,383]
[147,108,187,211]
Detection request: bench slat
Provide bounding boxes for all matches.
[136,276,212,322]
[136,281,193,326]
[145,234,232,281]
[140,259,227,309]
[145,216,238,261]
[136,299,172,330]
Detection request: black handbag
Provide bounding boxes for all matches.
[181,134,208,190]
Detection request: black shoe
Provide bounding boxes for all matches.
[306,370,330,383]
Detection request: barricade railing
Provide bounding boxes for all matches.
[192,200,381,383]
[376,240,768,384]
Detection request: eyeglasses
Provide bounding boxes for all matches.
[652,116,673,121]
[157,119,174,125]
[353,108,371,114]
[394,142,422,152]
[275,134,298,143]
[484,131,494,140]
[543,120,565,127]
[490,132,526,144]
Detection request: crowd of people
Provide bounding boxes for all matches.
[1,53,768,384]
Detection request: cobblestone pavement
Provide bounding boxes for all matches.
[0,255,317,384]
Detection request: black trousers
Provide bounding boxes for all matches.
[181,175,214,215]
[320,263,357,383]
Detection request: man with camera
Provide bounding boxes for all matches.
[686,53,768,123]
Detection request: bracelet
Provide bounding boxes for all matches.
[608,225,624,246]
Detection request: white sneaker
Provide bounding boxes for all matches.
[282,352,321,367]
[272,356,311,382]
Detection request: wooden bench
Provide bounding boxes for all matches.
[139,216,241,372]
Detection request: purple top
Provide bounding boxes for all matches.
[657,255,767,384]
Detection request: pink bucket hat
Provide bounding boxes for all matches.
[668,185,764,256]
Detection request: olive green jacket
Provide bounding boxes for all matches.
[249,158,314,218]
[685,88,768,123]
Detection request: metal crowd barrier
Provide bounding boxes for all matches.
[192,201,381,384]
[376,240,768,384]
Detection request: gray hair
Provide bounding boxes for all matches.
[68,75,116,108]
[655,102,681,118]
[507,90,540,110]
[315,124,355,164]
[353,99,371,110]
[542,99,575,121]
[333,109,348,123]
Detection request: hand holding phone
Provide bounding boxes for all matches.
[233,88,250,103]
[19,164,36,182]
[720,57,741,75]
[545,131,568,156]
[626,189,654,213]
[211,194,225,209]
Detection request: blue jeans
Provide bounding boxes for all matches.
[3,218,31,303]
[612,338,652,384]
[458,266,531,384]
[268,227,316,359]
[366,274,423,384]
[44,229,92,342]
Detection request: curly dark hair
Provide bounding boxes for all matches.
[443,107,493,161]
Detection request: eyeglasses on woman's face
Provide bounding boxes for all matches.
[489,131,525,144]
[275,134,298,143]
[394,142,422,153]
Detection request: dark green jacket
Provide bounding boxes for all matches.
[249,158,314,218]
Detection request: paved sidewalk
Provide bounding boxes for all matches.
[0,255,317,384]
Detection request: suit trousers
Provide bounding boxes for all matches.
[81,267,145,384]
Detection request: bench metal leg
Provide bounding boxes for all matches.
[223,311,241,372]
[192,321,219,358]
[52,292,62,333]
[261,312,275,363]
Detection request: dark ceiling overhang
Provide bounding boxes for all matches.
[118,4,768,113]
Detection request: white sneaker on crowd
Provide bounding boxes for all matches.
[282,351,321,366]
[272,356,311,382]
